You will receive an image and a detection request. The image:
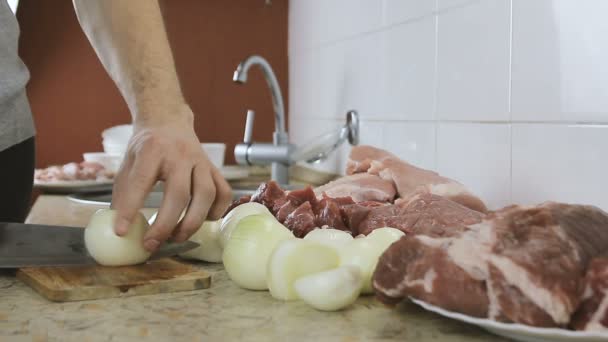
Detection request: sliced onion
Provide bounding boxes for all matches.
[267,239,340,301]
[222,214,293,290]
[303,228,354,250]
[178,220,222,263]
[219,202,271,248]
[294,265,362,311]
[339,230,404,294]
[84,209,151,266]
[366,227,405,246]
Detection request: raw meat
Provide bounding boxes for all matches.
[314,173,396,203]
[373,202,608,327]
[347,145,487,212]
[233,181,482,238]
[572,258,608,331]
[345,192,483,236]
[34,161,114,182]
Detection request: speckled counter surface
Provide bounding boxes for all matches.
[0,196,509,342]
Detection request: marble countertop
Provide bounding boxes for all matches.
[0,195,508,341]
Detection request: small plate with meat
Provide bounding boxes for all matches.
[411,298,608,342]
[34,162,114,194]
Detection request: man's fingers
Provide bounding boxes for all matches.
[110,155,159,236]
[207,166,232,220]
[173,165,216,242]
[144,168,191,251]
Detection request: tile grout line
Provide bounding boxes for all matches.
[290,0,483,56]
[433,0,440,171]
[508,0,514,204]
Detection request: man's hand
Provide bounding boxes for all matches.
[111,107,231,252]
[72,0,232,250]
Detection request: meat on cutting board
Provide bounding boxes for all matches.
[313,173,396,203]
[571,258,608,331]
[347,145,487,213]
[373,202,608,327]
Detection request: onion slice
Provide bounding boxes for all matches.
[222,214,293,290]
[294,265,362,311]
[267,239,340,301]
[339,229,404,294]
[178,220,222,263]
[303,228,354,250]
[219,202,271,248]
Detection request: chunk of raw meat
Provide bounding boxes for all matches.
[315,196,351,231]
[347,145,487,212]
[373,236,490,318]
[276,187,318,223]
[314,173,396,203]
[346,192,484,236]
[284,201,316,238]
[572,258,608,331]
[250,181,288,215]
[373,202,608,327]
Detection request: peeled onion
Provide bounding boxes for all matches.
[178,220,222,263]
[366,227,405,246]
[267,239,340,301]
[219,202,271,248]
[222,214,293,290]
[303,228,354,250]
[294,265,362,311]
[84,209,151,266]
[339,230,404,294]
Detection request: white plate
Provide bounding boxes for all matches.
[410,298,608,342]
[34,179,114,194]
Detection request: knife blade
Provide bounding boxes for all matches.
[0,222,199,268]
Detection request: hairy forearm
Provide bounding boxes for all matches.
[73,0,191,127]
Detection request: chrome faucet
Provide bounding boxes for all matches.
[233,55,360,185]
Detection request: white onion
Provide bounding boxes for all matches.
[267,239,340,301]
[303,228,354,250]
[219,202,271,248]
[366,227,405,246]
[84,209,151,266]
[294,265,362,311]
[338,230,403,294]
[222,214,293,290]
[178,220,222,263]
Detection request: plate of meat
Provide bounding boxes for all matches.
[410,298,608,342]
[34,162,114,194]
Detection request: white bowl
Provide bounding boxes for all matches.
[102,139,128,156]
[102,124,132,145]
[202,143,226,168]
[83,152,123,173]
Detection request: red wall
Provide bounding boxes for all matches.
[17,0,288,168]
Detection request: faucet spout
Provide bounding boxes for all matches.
[233,55,287,143]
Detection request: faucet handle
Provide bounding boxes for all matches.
[243,109,255,144]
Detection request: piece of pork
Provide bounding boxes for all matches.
[373,202,608,327]
[571,258,608,331]
[347,145,487,213]
[345,192,483,236]
[314,173,396,203]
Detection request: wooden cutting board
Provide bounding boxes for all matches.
[17,258,211,302]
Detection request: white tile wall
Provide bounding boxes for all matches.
[289,0,608,211]
[511,0,608,122]
[436,0,511,121]
[437,123,511,210]
[512,124,608,210]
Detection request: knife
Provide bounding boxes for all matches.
[0,222,199,268]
